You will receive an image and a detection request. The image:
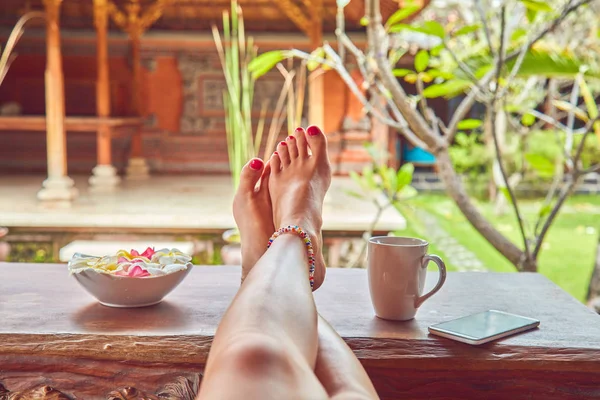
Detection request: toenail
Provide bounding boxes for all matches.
[274,151,279,155]
[295,127,304,133]
[287,136,295,140]
[250,159,263,170]
[280,141,287,146]
[307,126,322,136]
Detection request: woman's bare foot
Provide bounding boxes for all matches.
[232,158,274,282]
[269,126,331,290]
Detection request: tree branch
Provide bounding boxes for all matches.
[475,0,494,58]
[366,0,443,151]
[446,70,494,144]
[504,0,593,64]
[490,6,532,264]
[532,175,579,260]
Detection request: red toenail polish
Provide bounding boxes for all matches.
[274,151,279,155]
[295,127,304,133]
[307,126,321,136]
[288,136,295,140]
[280,141,287,146]
[250,159,263,170]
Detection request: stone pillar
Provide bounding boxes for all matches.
[126,34,150,180]
[90,0,121,191]
[37,0,78,201]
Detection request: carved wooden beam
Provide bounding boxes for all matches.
[106,0,172,38]
[0,374,201,400]
[273,0,314,44]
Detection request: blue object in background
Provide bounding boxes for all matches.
[402,142,436,164]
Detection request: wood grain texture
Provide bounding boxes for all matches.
[2,264,600,399]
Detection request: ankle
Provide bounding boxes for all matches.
[279,218,320,239]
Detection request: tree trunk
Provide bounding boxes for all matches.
[436,150,535,271]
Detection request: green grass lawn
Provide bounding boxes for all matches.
[394,193,600,303]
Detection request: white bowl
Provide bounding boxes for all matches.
[72,266,193,308]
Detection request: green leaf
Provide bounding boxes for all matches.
[422,79,470,98]
[362,165,377,190]
[360,16,369,26]
[538,204,552,219]
[499,187,513,204]
[455,132,469,147]
[393,68,413,77]
[386,5,421,27]
[387,23,412,33]
[430,44,444,56]
[420,21,445,38]
[509,50,586,79]
[511,28,528,42]
[397,185,418,200]
[346,190,365,199]
[414,50,429,73]
[457,119,482,130]
[519,0,552,12]
[390,21,445,38]
[349,170,364,189]
[307,47,325,71]
[525,153,555,178]
[474,64,492,79]
[522,112,536,126]
[387,167,398,195]
[454,24,481,36]
[427,69,454,79]
[578,77,598,120]
[248,50,286,79]
[396,163,414,189]
[526,8,538,22]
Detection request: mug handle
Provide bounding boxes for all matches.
[415,254,446,308]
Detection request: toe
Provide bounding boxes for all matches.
[270,151,281,173]
[257,161,271,194]
[305,125,328,161]
[286,135,298,159]
[238,158,264,193]
[294,127,309,158]
[277,141,291,166]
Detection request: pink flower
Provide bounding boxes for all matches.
[129,265,150,277]
[118,256,129,264]
[130,249,140,257]
[114,263,151,278]
[141,247,155,258]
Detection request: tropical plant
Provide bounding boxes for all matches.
[249,0,600,273]
[0,12,45,87]
[348,143,417,266]
[212,1,312,191]
[212,1,262,191]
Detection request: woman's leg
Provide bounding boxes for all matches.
[198,126,331,400]
[315,316,380,400]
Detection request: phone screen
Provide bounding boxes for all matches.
[430,310,539,340]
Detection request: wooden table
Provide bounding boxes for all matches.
[1,264,599,399]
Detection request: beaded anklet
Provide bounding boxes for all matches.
[267,225,315,289]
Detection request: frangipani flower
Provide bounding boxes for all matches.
[151,248,192,266]
[68,248,191,278]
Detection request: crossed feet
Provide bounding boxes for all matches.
[232,125,331,291]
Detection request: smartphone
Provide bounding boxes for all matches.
[428,310,540,345]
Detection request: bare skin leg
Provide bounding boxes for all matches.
[198,126,331,399]
[198,126,377,400]
[316,316,380,400]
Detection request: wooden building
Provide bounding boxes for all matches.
[0,0,412,200]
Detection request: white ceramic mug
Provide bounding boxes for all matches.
[368,236,446,321]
